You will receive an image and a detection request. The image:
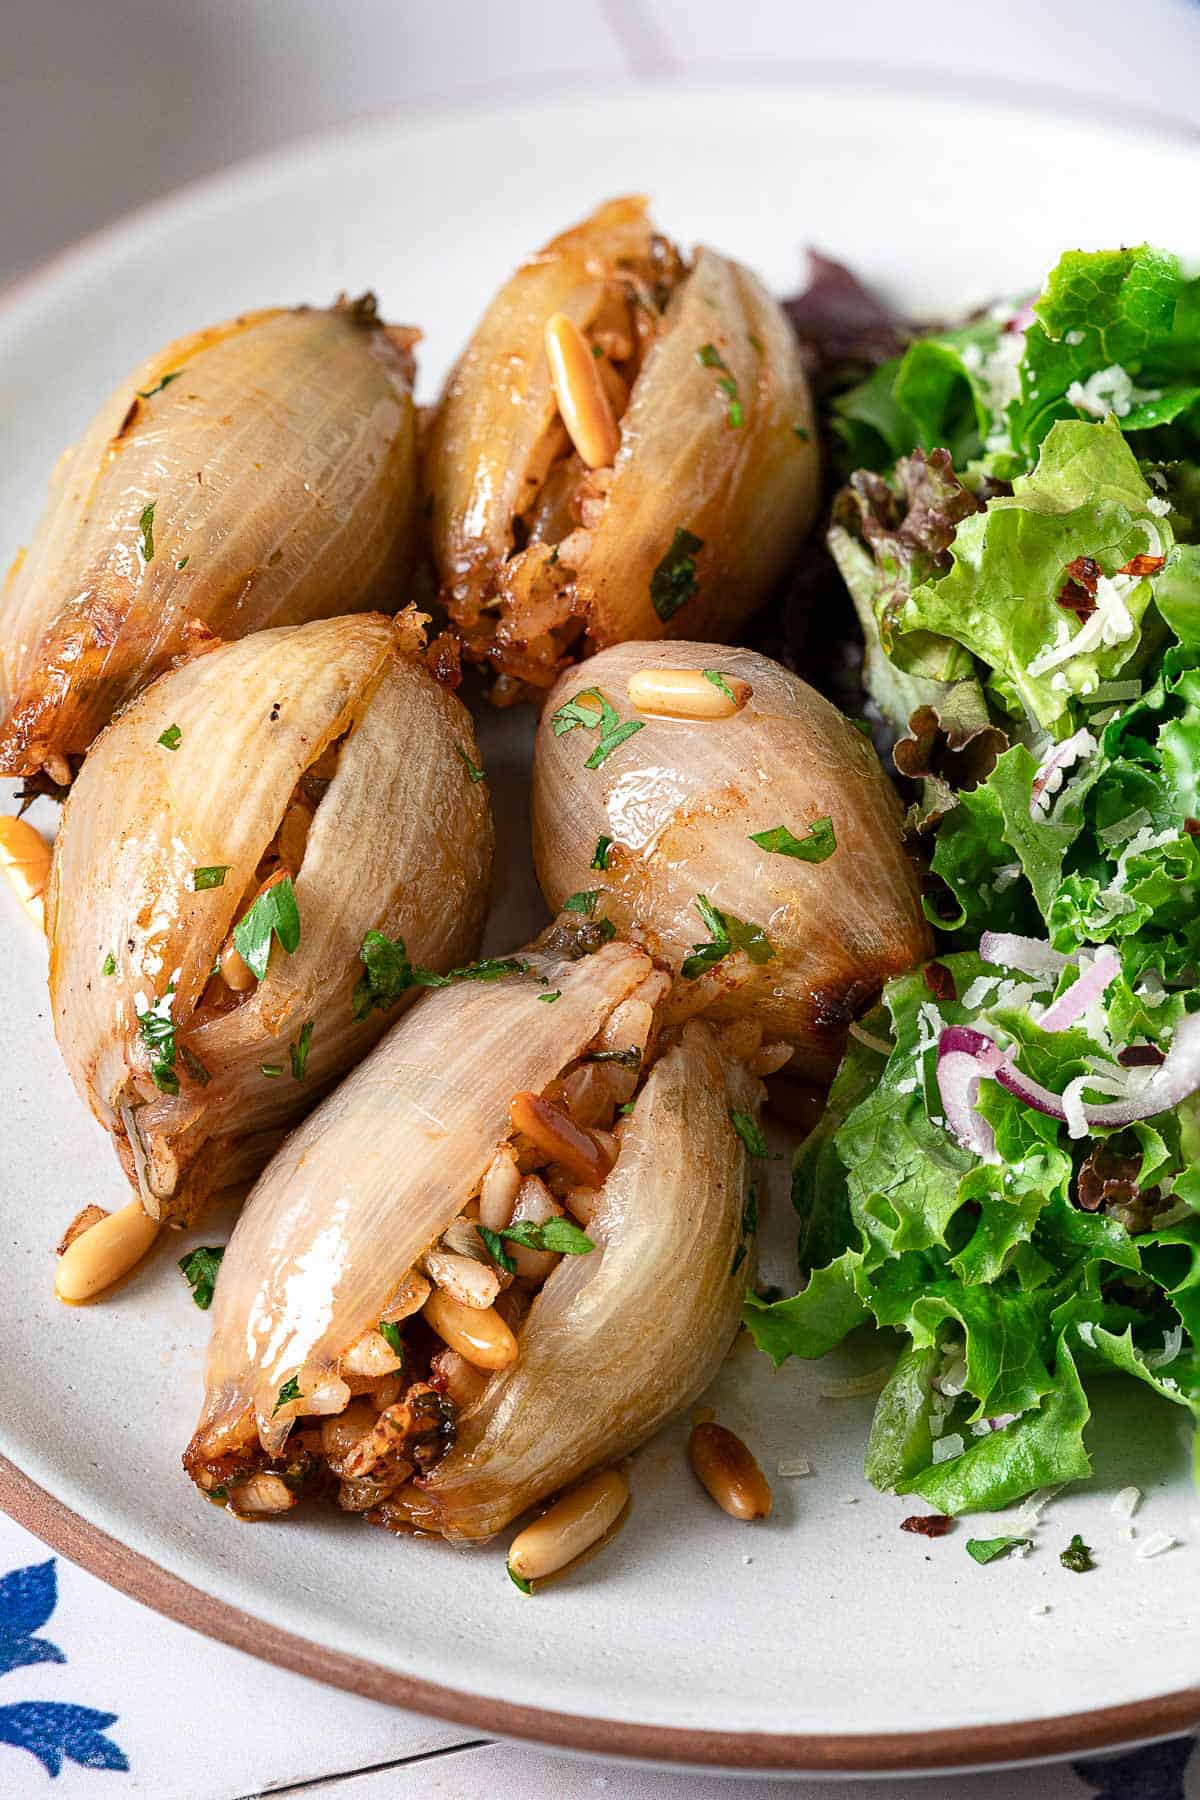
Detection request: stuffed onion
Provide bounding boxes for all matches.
[532,640,930,1077]
[183,931,768,1545]
[425,197,818,700]
[0,298,419,781]
[48,609,492,1254]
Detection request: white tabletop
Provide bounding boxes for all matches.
[0,3,1198,1796]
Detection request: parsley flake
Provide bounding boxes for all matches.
[136,981,178,1094]
[176,556,190,571]
[190,865,229,891]
[539,990,562,1004]
[793,424,810,442]
[748,818,837,863]
[378,1319,405,1363]
[731,1243,748,1277]
[649,528,703,622]
[455,743,486,784]
[585,1046,641,1070]
[702,670,737,703]
[138,500,157,562]
[157,723,182,751]
[477,1224,517,1276]
[260,1063,283,1078]
[562,889,601,916]
[1060,1534,1096,1573]
[730,1110,768,1159]
[273,1376,302,1416]
[550,686,645,770]
[681,894,775,980]
[289,1020,313,1082]
[137,371,182,400]
[178,1245,224,1310]
[507,1565,534,1595]
[500,1218,595,1256]
[591,835,613,871]
[353,928,420,1020]
[101,951,117,976]
[233,874,300,981]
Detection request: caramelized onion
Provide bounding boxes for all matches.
[532,640,930,1075]
[47,611,492,1228]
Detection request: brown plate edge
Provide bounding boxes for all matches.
[0,1451,1195,1774]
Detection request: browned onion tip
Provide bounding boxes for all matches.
[424,196,818,698]
[47,610,493,1233]
[532,640,931,1077]
[0,298,420,776]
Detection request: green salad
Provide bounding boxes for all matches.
[748,245,1200,1512]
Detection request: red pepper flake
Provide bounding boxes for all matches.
[1118,1043,1166,1068]
[900,1513,954,1538]
[923,961,957,1003]
[1118,554,1165,579]
[1056,555,1102,621]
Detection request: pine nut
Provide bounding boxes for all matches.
[0,816,52,931]
[544,312,620,470]
[562,1185,598,1225]
[340,1327,403,1378]
[507,1175,563,1283]
[320,1399,377,1463]
[430,1348,489,1410]
[297,1375,352,1417]
[479,1145,521,1230]
[276,797,315,871]
[688,1422,772,1521]
[42,751,72,789]
[423,1248,501,1310]
[54,1198,160,1302]
[380,1269,431,1322]
[509,1091,613,1189]
[423,1288,517,1370]
[231,1473,297,1516]
[508,1469,629,1583]
[750,1040,792,1077]
[626,668,752,721]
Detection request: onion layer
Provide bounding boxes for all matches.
[409,1020,759,1540]
[0,300,419,774]
[47,612,493,1225]
[532,639,930,1075]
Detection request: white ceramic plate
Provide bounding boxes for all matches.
[1,84,1198,1776]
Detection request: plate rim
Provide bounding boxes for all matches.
[3,80,1200,1774]
[3,1452,1196,1773]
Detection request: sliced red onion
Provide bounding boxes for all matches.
[976,1010,1200,1137]
[1036,946,1121,1033]
[936,1026,1004,1162]
[1030,728,1096,818]
[979,931,1072,978]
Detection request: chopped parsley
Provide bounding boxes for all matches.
[1060,1534,1096,1573]
[702,670,738,704]
[477,1224,517,1276]
[273,1376,302,1416]
[260,1063,283,1078]
[136,981,178,1095]
[137,370,182,400]
[190,865,229,891]
[748,817,837,863]
[378,1319,405,1363]
[966,1536,1030,1565]
[176,556,190,571]
[793,424,810,442]
[697,343,728,370]
[730,1110,768,1159]
[695,343,742,427]
[731,1243,748,1277]
[617,1100,636,1116]
[591,835,613,871]
[101,951,117,976]
[551,687,645,770]
[501,1218,596,1256]
[157,723,182,751]
[179,1044,211,1087]
[741,1186,758,1237]
[289,1020,313,1082]
[178,1245,224,1310]
[539,990,561,1004]
[353,928,420,1020]
[507,1565,533,1595]
[585,1045,641,1070]
[138,500,157,562]
[232,874,300,981]
[455,744,486,784]
[422,956,531,986]
[649,527,703,622]
[562,889,601,916]
[680,894,775,980]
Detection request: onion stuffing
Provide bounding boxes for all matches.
[47,610,492,1233]
[184,935,652,1468]
[0,298,420,778]
[532,639,931,1075]
[425,196,819,698]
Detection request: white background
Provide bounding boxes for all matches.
[1,3,1198,1797]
